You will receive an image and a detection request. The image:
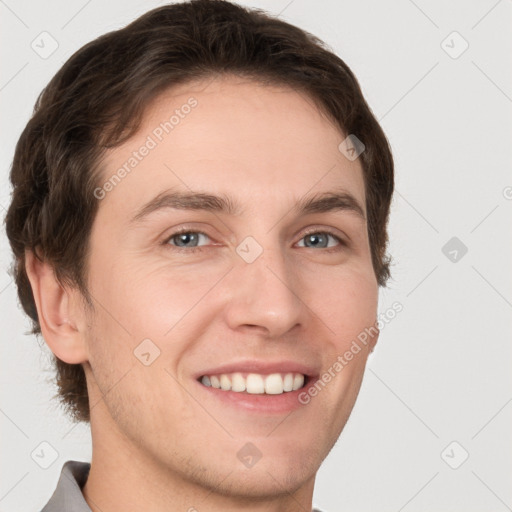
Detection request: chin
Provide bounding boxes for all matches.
[211,458,317,500]
[180,442,321,500]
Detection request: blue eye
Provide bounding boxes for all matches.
[165,230,210,252]
[297,231,344,249]
[163,229,345,253]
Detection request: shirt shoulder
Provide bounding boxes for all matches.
[40,460,91,512]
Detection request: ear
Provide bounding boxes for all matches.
[24,248,89,364]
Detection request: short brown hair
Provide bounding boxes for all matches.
[5,0,394,423]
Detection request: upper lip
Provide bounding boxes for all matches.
[194,360,320,379]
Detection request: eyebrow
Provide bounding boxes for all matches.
[129,188,365,225]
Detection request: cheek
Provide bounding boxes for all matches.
[307,264,378,342]
[308,265,377,410]
[85,259,222,372]
[118,262,221,336]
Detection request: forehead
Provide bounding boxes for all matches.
[96,75,366,221]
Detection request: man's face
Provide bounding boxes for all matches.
[81,75,379,496]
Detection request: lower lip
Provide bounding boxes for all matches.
[195,378,316,414]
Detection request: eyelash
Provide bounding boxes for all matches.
[162,227,346,254]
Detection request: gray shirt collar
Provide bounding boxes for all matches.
[41,460,91,511]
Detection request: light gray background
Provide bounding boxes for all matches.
[1,1,511,511]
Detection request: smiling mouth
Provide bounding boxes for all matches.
[198,372,308,395]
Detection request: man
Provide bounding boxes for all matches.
[5,1,394,510]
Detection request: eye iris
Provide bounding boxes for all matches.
[305,233,328,248]
[175,232,198,247]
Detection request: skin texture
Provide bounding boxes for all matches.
[25,75,379,512]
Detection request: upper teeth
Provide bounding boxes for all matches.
[200,372,305,394]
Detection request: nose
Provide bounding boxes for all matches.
[222,242,305,339]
